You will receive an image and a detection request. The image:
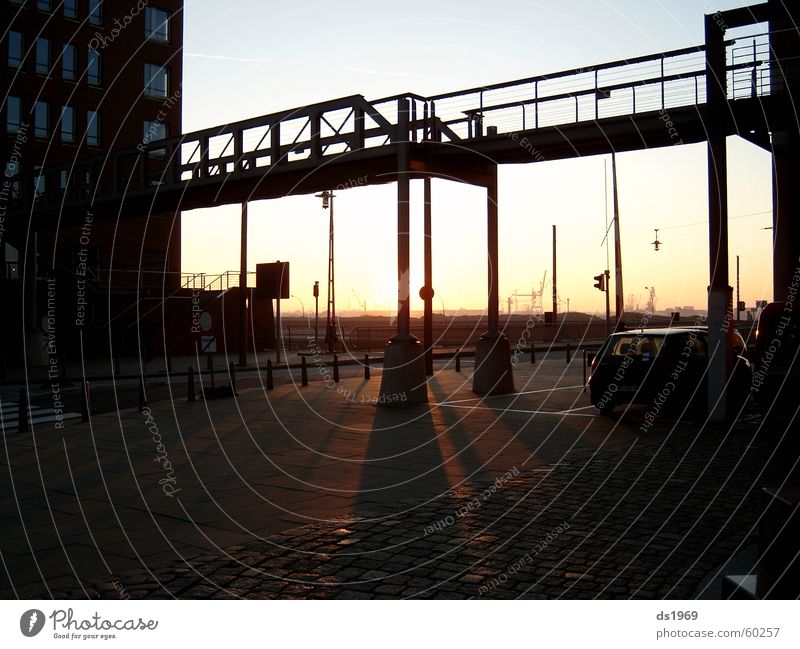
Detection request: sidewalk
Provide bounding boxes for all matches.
[0,357,786,599]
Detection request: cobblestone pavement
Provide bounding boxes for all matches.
[2,356,795,599]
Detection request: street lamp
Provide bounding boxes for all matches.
[316,190,336,353]
[290,294,308,326]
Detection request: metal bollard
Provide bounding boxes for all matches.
[582,350,587,389]
[333,354,340,383]
[229,362,236,394]
[187,367,196,402]
[364,354,370,380]
[208,354,215,389]
[18,387,28,433]
[81,380,91,422]
[455,350,461,372]
[531,343,536,365]
[301,356,308,387]
[566,343,571,364]
[138,376,147,411]
[267,360,274,391]
[167,355,172,373]
[114,351,121,377]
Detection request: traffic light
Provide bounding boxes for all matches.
[594,273,606,292]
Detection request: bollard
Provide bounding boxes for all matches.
[114,351,121,377]
[138,376,147,411]
[267,360,274,391]
[207,354,215,389]
[530,343,536,364]
[333,354,340,383]
[81,380,91,422]
[167,355,172,373]
[187,367,196,402]
[566,343,571,364]
[301,356,308,387]
[18,387,28,433]
[582,350,587,390]
[229,362,236,394]
[455,350,461,372]
[364,354,370,380]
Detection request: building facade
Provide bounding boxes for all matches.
[1,0,184,367]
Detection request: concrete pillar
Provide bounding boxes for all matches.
[705,14,732,423]
[473,166,514,395]
[772,132,800,302]
[239,202,248,367]
[379,98,427,405]
[423,177,434,376]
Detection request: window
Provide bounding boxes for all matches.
[35,37,50,75]
[5,162,20,202]
[37,0,52,11]
[86,110,99,146]
[144,63,168,98]
[88,48,101,86]
[88,0,102,25]
[143,120,168,157]
[34,166,46,199]
[34,101,49,138]
[145,7,170,43]
[62,44,76,81]
[61,106,75,143]
[6,96,21,134]
[8,31,23,69]
[63,0,77,19]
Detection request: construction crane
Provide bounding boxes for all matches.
[351,289,367,316]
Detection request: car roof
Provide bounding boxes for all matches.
[609,327,707,337]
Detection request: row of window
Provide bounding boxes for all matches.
[9,2,171,41]
[8,34,171,98]
[6,96,169,149]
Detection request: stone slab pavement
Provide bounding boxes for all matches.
[0,354,794,599]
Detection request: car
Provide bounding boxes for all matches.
[752,301,800,420]
[588,326,752,417]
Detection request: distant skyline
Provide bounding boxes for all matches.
[180,0,773,315]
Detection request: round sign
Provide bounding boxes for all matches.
[199,311,213,333]
[418,286,435,300]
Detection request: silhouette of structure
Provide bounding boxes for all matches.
[5,0,798,416]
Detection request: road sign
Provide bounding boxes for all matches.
[201,335,217,353]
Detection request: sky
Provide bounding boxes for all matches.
[179,0,774,316]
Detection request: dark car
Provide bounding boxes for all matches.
[588,327,751,417]
[752,301,800,420]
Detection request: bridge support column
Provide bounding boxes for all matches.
[473,167,514,395]
[772,132,800,303]
[379,98,427,406]
[423,177,434,376]
[706,13,732,423]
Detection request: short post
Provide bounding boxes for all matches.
[18,387,28,433]
[138,376,147,411]
[229,362,236,394]
[333,354,340,383]
[208,353,215,389]
[582,350,587,389]
[364,354,370,380]
[530,343,536,364]
[167,355,172,373]
[267,359,274,391]
[455,349,461,372]
[301,356,308,387]
[114,351,120,377]
[566,343,571,364]
[81,380,91,422]
[187,367,196,402]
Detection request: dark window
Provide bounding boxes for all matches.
[37,0,52,12]
[88,48,101,86]
[62,44,76,80]
[6,96,22,134]
[88,0,102,25]
[61,106,75,143]
[86,110,99,146]
[145,7,170,43]
[144,64,168,98]
[63,0,77,19]
[34,101,49,138]
[8,31,23,69]
[35,37,50,75]
[143,120,168,157]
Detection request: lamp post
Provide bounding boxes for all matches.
[316,190,336,353]
[313,280,320,348]
[290,294,308,325]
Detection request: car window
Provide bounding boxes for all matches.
[607,335,664,358]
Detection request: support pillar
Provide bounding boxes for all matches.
[379,98,427,405]
[706,14,732,423]
[423,177,434,376]
[473,166,514,395]
[239,202,248,367]
[772,131,800,303]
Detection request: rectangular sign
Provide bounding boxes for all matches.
[256,261,290,299]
